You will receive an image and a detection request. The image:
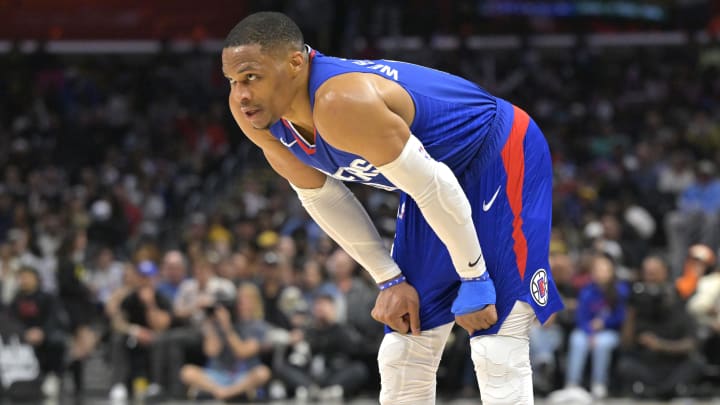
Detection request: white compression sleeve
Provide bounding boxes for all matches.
[291,177,402,284]
[377,134,486,279]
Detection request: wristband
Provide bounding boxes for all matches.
[378,275,406,290]
[451,273,496,315]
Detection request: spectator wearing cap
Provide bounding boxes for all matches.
[259,251,294,330]
[111,260,172,390]
[665,160,720,276]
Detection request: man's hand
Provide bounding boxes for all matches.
[372,281,421,335]
[451,273,497,335]
[455,305,498,335]
[24,327,44,346]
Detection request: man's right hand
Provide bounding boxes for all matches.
[371,281,421,335]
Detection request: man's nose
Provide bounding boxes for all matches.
[231,85,251,105]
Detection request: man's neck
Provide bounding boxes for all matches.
[282,58,314,133]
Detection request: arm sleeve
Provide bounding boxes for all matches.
[292,177,402,284]
[377,134,485,279]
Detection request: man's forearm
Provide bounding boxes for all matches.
[292,177,402,283]
[378,134,485,279]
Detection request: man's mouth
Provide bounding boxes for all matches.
[243,108,261,118]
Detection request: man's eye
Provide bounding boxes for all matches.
[246,74,258,81]
[227,78,237,85]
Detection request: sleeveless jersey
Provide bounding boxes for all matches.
[268,47,562,332]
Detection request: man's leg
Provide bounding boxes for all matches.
[378,322,453,405]
[589,330,619,388]
[179,365,224,398]
[470,301,535,405]
[216,365,272,400]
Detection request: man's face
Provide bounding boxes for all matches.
[222,44,298,130]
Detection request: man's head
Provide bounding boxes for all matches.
[222,12,307,130]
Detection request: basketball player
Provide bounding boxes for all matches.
[222,12,563,404]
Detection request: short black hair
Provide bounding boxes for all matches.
[224,12,304,53]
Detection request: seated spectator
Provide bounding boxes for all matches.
[618,255,703,398]
[110,260,172,397]
[180,283,272,401]
[9,266,67,397]
[147,257,235,399]
[56,229,98,394]
[88,246,125,309]
[106,262,140,401]
[687,257,720,367]
[273,294,368,401]
[564,254,629,399]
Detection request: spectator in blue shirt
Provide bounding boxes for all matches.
[564,253,629,399]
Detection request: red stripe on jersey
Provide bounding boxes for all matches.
[281,119,316,155]
[501,105,530,280]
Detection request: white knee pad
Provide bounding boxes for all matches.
[377,322,453,405]
[471,335,534,405]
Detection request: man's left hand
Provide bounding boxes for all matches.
[455,305,498,335]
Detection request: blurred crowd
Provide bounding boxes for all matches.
[1,19,720,403]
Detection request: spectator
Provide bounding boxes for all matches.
[55,229,97,394]
[148,257,235,398]
[564,254,629,399]
[272,294,368,401]
[106,262,141,401]
[88,246,125,308]
[618,255,703,398]
[687,254,720,368]
[179,283,272,401]
[9,266,66,398]
[111,260,172,396]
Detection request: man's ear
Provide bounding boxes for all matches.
[288,50,306,74]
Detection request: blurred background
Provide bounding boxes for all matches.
[0,0,720,403]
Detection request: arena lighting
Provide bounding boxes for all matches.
[479,0,666,21]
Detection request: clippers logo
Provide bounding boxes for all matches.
[530,269,549,306]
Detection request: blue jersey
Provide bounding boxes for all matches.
[269,47,563,333]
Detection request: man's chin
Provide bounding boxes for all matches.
[251,118,278,131]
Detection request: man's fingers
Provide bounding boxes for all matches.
[388,317,410,334]
[407,305,421,336]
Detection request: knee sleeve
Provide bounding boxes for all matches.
[471,335,534,405]
[378,323,453,405]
